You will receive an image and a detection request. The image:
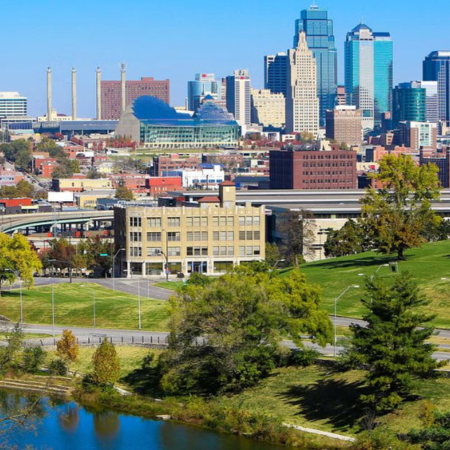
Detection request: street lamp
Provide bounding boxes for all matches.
[371,263,390,280]
[124,268,141,330]
[19,280,23,324]
[111,248,125,292]
[334,284,360,357]
[272,259,286,270]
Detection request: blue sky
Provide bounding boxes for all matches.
[1,0,449,117]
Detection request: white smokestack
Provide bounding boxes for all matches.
[96,67,101,120]
[71,67,77,120]
[47,67,52,122]
[121,62,126,114]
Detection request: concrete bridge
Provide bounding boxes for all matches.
[0,210,114,234]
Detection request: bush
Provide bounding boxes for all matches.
[287,348,320,367]
[48,358,68,376]
[22,347,46,373]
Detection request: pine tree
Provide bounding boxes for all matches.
[349,273,444,412]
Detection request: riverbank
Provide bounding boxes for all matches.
[73,388,353,449]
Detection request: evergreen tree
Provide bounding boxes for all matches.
[348,273,444,412]
[92,339,121,385]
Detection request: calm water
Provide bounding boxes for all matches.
[0,391,284,450]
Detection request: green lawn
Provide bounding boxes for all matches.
[223,365,450,441]
[284,240,450,328]
[154,281,183,292]
[0,283,169,331]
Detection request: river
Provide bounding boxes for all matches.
[0,390,285,450]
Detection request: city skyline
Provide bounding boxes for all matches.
[1,0,450,118]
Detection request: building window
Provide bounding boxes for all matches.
[168,217,180,227]
[130,232,142,242]
[227,231,234,241]
[168,232,180,241]
[168,247,181,256]
[253,216,260,226]
[239,246,245,256]
[246,216,252,226]
[254,231,260,240]
[147,232,161,242]
[130,247,142,257]
[187,246,208,256]
[227,246,234,256]
[201,217,208,226]
[147,247,161,256]
[246,230,253,240]
[213,246,219,256]
[147,217,161,227]
[129,217,141,227]
[227,216,234,226]
[239,231,246,240]
[213,216,219,226]
[239,217,245,226]
[213,231,219,241]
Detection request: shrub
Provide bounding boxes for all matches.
[48,358,68,376]
[22,347,46,373]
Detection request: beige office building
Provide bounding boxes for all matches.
[325,106,363,146]
[114,182,265,277]
[286,31,319,135]
[251,89,285,128]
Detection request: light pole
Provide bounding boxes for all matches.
[51,282,55,337]
[371,263,390,280]
[19,280,23,324]
[272,259,286,270]
[112,248,125,291]
[334,284,359,357]
[138,278,141,330]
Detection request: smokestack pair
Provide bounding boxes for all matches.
[46,67,77,121]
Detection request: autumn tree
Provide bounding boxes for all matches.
[347,273,444,413]
[360,154,441,260]
[45,238,76,274]
[115,180,134,201]
[277,210,316,267]
[159,271,332,395]
[92,339,121,385]
[56,330,79,362]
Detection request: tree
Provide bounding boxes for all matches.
[324,220,369,257]
[51,159,80,178]
[86,168,102,179]
[0,180,36,199]
[92,339,121,385]
[1,140,32,170]
[45,238,76,273]
[403,411,450,448]
[347,273,444,413]
[265,242,281,266]
[0,233,42,290]
[78,236,112,274]
[360,154,441,260]
[159,271,332,395]
[277,210,316,267]
[0,324,25,374]
[56,330,79,362]
[115,182,134,201]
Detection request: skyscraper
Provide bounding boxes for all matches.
[101,76,170,120]
[423,51,450,125]
[264,53,288,97]
[293,5,337,125]
[0,92,27,118]
[392,82,426,127]
[226,70,251,127]
[286,32,319,134]
[345,24,393,131]
[187,73,221,112]
[420,81,439,123]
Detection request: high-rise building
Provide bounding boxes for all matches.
[325,106,362,146]
[101,77,170,120]
[396,121,437,150]
[187,73,221,112]
[269,148,357,190]
[226,70,251,127]
[264,53,288,97]
[293,5,337,125]
[423,51,450,125]
[345,24,393,131]
[286,32,319,134]
[251,89,285,128]
[0,92,27,118]
[336,86,346,106]
[420,81,439,123]
[392,82,426,127]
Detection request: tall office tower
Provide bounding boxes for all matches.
[101,76,170,120]
[423,51,450,125]
[345,23,393,131]
[286,32,319,134]
[293,5,337,125]
[392,82,426,126]
[226,70,251,126]
[264,53,288,97]
[0,92,27,118]
[187,73,221,112]
[336,85,346,106]
[420,81,439,123]
[325,106,363,146]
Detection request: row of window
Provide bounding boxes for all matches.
[129,216,261,228]
[130,245,261,257]
[131,230,261,242]
[302,162,354,168]
[301,171,354,176]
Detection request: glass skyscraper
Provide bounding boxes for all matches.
[392,82,426,127]
[423,51,450,125]
[187,74,221,112]
[293,5,337,126]
[345,24,393,131]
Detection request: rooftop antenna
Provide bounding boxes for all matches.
[310,1,318,9]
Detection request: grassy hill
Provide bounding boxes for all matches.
[283,240,450,328]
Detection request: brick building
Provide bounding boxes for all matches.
[152,154,200,176]
[146,177,183,197]
[101,77,170,120]
[269,148,357,190]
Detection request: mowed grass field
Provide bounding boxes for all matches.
[223,365,450,440]
[282,240,450,328]
[0,283,169,331]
